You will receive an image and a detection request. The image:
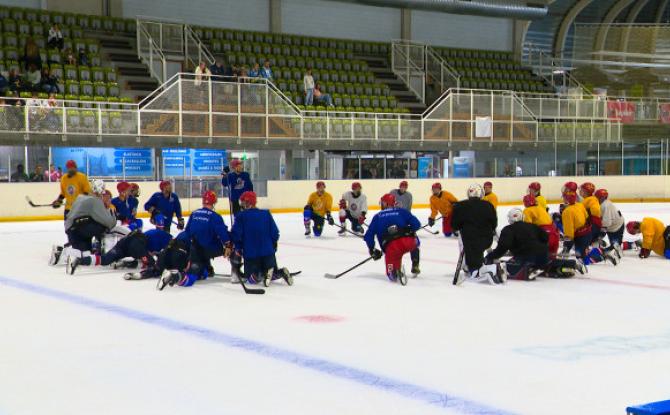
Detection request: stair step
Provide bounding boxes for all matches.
[118,67,152,77]
[127,81,159,90]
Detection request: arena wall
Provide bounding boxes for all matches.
[2,176,669,221]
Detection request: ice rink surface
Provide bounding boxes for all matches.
[1,203,670,415]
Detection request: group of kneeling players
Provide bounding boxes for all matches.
[46,158,670,288]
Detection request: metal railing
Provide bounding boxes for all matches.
[391,40,426,104]
[425,45,460,98]
[137,20,168,84]
[184,24,216,70]
[523,43,591,94]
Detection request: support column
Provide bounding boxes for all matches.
[512,19,530,62]
[281,150,293,180]
[270,0,282,34]
[400,8,411,40]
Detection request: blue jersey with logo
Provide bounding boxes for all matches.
[144,192,182,220]
[183,207,230,252]
[145,229,172,253]
[231,208,279,259]
[224,171,253,202]
[111,196,133,222]
[364,208,421,251]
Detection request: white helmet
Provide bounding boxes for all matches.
[91,179,105,195]
[507,208,523,224]
[467,183,484,199]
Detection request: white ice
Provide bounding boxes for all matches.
[1,203,670,415]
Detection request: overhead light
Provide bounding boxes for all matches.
[553,69,565,74]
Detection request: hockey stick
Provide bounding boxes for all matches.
[419,224,440,235]
[452,249,465,285]
[324,256,374,279]
[331,222,364,238]
[25,196,54,208]
[238,273,266,294]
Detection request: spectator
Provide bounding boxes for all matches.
[248,62,260,78]
[40,68,58,94]
[47,24,64,50]
[10,164,30,182]
[194,61,211,86]
[65,48,76,65]
[47,92,57,107]
[25,91,41,107]
[78,48,88,66]
[22,37,42,71]
[47,164,62,181]
[304,68,315,106]
[30,164,46,182]
[260,60,273,80]
[231,64,241,78]
[0,72,8,96]
[210,59,226,79]
[8,69,22,92]
[24,64,41,92]
[313,83,334,107]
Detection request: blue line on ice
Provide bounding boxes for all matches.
[0,275,515,415]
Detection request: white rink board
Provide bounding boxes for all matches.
[1,203,670,415]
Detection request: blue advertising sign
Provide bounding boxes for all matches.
[417,156,434,178]
[452,157,472,178]
[162,148,227,177]
[51,147,154,177]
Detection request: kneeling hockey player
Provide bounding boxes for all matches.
[595,188,624,260]
[390,181,412,211]
[303,181,334,237]
[523,194,559,259]
[363,193,421,284]
[626,218,670,259]
[338,182,368,235]
[428,182,458,237]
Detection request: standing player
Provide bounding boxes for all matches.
[527,182,547,211]
[390,181,412,211]
[364,193,421,284]
[522,194,559,259]
[596,189,624,259]
[231,191,292,286]
[428,182,458,237]
[222,158,253,215]
[63,180,117,273]
[338,182,368,235]
[626,218,670,259]
[160,191,231,288]
[303,181,334,237]
[51,159,91,218]
[452,184,500,285]
[482,181,499,209]
[144,180,184,233]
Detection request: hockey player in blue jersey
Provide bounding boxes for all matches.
[160,190,231,288]
[144,180,184,233]
[364,193,421,285]
[222,158,254,215]
[112,181,142,230]
[230,191,293,286]
[67,214,172,275]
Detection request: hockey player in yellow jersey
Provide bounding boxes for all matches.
[527,182,547,211]
[626,218,670,259]
[482,181,499,209]
[303,181,334,237]
[52,160,91,219]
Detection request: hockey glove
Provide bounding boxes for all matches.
[327,214,335,226]
[358,214,366,225]
[223,166,230,174]
[428,217,435,227]
[369,248,383,260]
[51,198,63,209]
[639,248,651,259]
[177,217,185,230]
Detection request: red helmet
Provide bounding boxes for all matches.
[316,181,326,189]
[240,191,257,208]
[595,188,608,202]
[528,182,541,193]
[399,180,408,189]
[432,182,442,190]
[230,159,242,169]
[562,181,578,194]
[523,194,536,208]
[159,180,171,191]
[626,221,640,235]
[202,190,217,206]
[483,181,493,188]
[563,191,577,205]
[65,159,77,170]
[351,182,362,191]
[380,193,396,209]
[116,181,131,194]
[130,183,140,191]
[580,182,595,197]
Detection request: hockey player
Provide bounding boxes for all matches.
[390,181,413,211]
[485,208,584,280]
[67,214,172,275]
[222,158,253,215]
[364,193,421,284]
[626,218,670,259]
[111,182,142,230]
[428,182,458,237]
[522,194,559,259]
[144,180,184,233]
[159,191,231,288]
[527,182,547,211]
[559,191,592,265]
[51,160,91,219]
[303,181,334,237]
[151,233,192,288]
[452,184,500,285]
[596,189,624,259]
[482,181,499,209]
[579,181,602,233]
[231,191,292,286]
[61,180,117,272]
[338,182,368,235]
[562,181,578,196]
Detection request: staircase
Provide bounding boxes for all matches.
[360,55,426,114]
[89,32,159,101]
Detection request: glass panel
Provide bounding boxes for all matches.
[623,140,647,175]
[598,142,622,175]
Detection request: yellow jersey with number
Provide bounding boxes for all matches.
[523,205,552,226]
[640,217,666,256]
[60,172,91,210]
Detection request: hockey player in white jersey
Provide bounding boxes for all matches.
[338,182,368,235]
[596,188,624,260]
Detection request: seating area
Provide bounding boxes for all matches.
[0,5,136,106]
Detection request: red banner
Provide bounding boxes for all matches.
[660,103,670,124]
[607,101,636,123]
